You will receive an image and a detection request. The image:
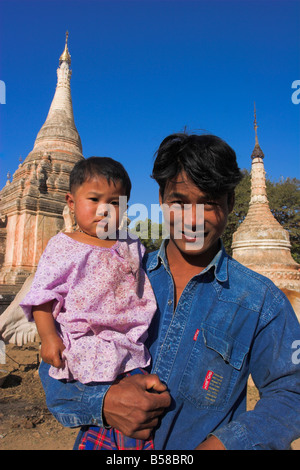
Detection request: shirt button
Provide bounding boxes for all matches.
[168,299,173,306]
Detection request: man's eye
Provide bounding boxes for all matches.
[170,201,184,206]
[204,201,217,209]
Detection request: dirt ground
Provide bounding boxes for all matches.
[0,342,299,451]
[0,343,78,450]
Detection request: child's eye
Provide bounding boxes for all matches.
[89,198,99,202]
[110,201,120,206]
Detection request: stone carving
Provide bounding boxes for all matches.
[0,275,38,346]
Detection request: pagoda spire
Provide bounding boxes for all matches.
[231,105,300,293]
[254,103,259,146]
[0,33,83,288]
[251,102,264,159]
[59,31,71,66]
[249,105,268,206]
[26,31,82,162]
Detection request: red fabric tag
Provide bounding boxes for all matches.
[202,370,214,390]
[193,329,200,341]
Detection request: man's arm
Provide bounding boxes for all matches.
[209,294,300,450]
[39,361,108,427]
[39,361,171,434]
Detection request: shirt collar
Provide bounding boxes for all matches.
[148,238,228,283]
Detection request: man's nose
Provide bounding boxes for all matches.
[183,204,204,230]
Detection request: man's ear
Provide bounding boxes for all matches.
[66,193,75,212]
[228,192,235,213]
[159,190,163,206]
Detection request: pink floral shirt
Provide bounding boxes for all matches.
[20,232,157,384]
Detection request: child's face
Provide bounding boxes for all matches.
[66,176,127,239]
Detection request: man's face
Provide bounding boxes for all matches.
[160,171,234,260]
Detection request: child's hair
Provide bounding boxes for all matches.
[70,156,132,199]
[151,132,243,199]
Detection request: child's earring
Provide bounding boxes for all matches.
[63,204,75,233]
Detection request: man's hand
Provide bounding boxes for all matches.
[103,373,171,440]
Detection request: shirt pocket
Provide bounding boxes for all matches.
[178,325,249,411]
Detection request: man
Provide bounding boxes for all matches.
[39,133,300,450]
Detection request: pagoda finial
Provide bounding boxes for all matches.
[251,102,264,159]
[59,31,71,66]
[254,102,259,146]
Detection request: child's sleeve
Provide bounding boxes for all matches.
[20,235,72,321]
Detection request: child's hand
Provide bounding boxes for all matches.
[40,334,66,369]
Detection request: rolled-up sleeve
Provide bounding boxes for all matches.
[20,239,72,321]
[39,361,109,428]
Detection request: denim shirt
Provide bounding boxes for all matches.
[39,241,300,450]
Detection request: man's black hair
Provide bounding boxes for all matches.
[70,156,132,199]
[151,132,243,199]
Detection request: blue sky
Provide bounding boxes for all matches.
[0,0,299,217]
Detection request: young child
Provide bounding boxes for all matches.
[20,156,158,450]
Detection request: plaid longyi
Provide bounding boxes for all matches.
[78,368,154,450]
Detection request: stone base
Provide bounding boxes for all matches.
[0,268,35,287]
[238,265,300,294]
